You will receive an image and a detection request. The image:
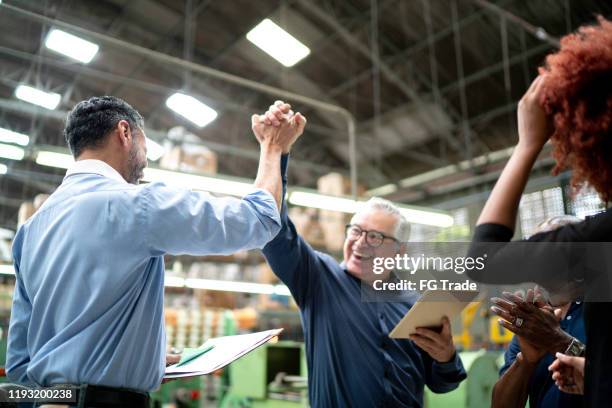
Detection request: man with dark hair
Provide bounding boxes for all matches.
[6,96,305,406]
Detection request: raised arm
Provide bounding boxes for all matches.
[144,101,306,257]
[477,75,550,230]
[253,103,321,307]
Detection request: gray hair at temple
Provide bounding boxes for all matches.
[350,197,411,242]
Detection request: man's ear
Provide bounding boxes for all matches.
[116,120,132,147]
[398,242,408,255]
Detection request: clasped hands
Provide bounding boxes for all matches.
[251,100,306,154]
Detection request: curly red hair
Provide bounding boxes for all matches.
[539,16,612,201]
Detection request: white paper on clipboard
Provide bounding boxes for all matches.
[164,328,283,379]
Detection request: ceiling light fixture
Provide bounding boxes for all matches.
[15,85,61,110]
[0,143,25,161]
[44,29,99,63]
[246,18,311,67]
[0,128,29,146]
[288,191,454,228]
[36,151,74,168]
[146,137,165,161]
[143,168,253,197]
[0,265,15,275]
[165,93,218,128]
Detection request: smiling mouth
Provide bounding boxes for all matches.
[353,252,373,261]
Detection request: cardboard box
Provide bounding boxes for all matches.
[17,202,35,227]
[160,144,218,174]
[288,207,326,247]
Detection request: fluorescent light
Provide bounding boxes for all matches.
[366,183,397,197]
[0,128,29,146]
[163,276,291,295]
[183,278,290,295]
[0,265,15,275]
[0,143,25,160]
[246,19,310,67]
[398,208,454,228]
[15,85,61,110]
[289,191,361,213]
[143,167,253,196]
[44,29,99,63]
[165,276,186,288]
[288,191,454,228]
[36,151,74,168]
[165,93,217,128]
[146,137,165,161]
[0,164,7,175]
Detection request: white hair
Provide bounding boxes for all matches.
[350,197,411,242]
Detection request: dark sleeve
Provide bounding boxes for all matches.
[472,207,612,244]
[262,154,323,307]
[468,209,612,289]
[422,351,467,393]
[499,336,521,376]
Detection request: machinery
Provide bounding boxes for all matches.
[221,341,307,407]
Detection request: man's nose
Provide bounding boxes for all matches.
[354,232,368,247]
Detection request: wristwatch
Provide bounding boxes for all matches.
[565,337,586,357]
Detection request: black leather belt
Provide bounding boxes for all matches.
[36,384,149,407]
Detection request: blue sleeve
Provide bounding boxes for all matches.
[6,231,33,385]
[499,336,521,376]
[262,155,322,307]
[142,183,282,256]
[423,351,467,393]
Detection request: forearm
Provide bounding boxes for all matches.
[492,357,537,408]
[477,143,542,228]
[254,144,283,209]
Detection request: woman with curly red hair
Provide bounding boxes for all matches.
[468,16,611,407]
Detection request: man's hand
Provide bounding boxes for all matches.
[410,316,456,363]
[252,100,306,154]
[549,353,585,395]
[166,353,181,367]
[517,74,551,152]
[161,353,182,384]
[491,290,571,355]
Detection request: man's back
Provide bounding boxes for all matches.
[7,159,282,390]
[8,171,166,390]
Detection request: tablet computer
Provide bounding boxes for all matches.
[389,290,479,339]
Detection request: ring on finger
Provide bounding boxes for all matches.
[514,317,524,328]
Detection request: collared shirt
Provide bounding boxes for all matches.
[499,302,585,408]
[262,156,466,408]
[7,159,281,391]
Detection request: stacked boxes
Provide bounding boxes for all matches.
[17,194,49,227]
[160,144,218,175]
[317,173,351,252]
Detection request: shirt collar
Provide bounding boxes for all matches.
[64,159,127,184]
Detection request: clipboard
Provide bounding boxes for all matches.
[389,290,478,339]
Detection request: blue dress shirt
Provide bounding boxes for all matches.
[499,302,585,408]
[7,159,281,391]
[262,155,466,408]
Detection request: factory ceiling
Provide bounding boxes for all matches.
[0,0,610,229]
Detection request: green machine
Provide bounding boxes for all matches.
[221,341,308,408]
[425,350,503,408]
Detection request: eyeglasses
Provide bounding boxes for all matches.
[345,224,399,248]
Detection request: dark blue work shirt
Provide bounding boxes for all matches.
[499,302,585,408]
[262,155,466,407]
